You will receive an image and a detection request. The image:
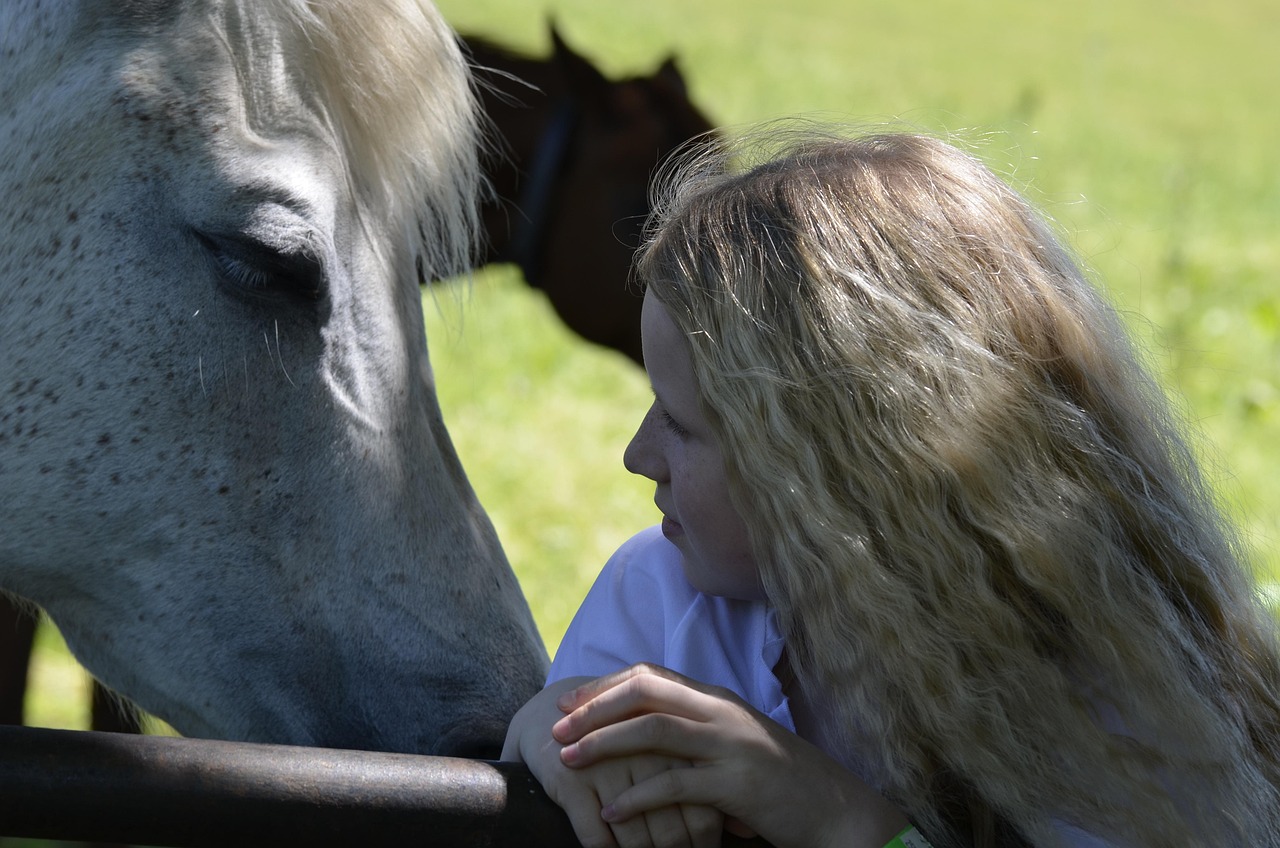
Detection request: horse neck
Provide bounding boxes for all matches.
[468,42,576,268]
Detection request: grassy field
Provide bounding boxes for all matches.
[23,0,1279,730]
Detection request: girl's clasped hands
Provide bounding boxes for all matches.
[505,662,907,848]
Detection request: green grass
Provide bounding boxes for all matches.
[24,0,1279,729]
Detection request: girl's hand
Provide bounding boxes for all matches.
[503,676,724,848]
[552,663,909,848]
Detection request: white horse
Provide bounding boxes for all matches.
[0,0,548,757]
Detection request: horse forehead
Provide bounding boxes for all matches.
[2,0,185,67]
[14,28,330,219]
[114,6,346,197]
[2,0,323,134]
[4,0,293,43]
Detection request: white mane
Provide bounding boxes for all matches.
[213,0,482,280]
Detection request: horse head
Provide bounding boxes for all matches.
[0,0,547,756]
[470,26,717,365]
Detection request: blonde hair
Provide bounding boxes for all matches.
[638,129,1280,846]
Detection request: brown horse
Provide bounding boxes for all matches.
[0,27,715,736]
[468,28,716,365]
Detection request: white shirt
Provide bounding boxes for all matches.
[548,525,795,734]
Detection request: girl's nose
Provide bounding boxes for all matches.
[623,405,662,482]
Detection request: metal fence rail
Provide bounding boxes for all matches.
[0,725,771,847]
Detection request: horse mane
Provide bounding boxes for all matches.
[216,0,484,280]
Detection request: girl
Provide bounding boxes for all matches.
[503,130,1280,847]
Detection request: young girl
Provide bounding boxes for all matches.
[502,130,1280,848]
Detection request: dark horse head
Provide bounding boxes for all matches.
[466,27,716,365]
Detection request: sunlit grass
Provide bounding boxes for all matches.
[25,622,91,730]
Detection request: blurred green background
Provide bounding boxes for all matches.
[22,0,1279,731]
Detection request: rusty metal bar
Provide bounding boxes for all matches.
[0,725,771,847]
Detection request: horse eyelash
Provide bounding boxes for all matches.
[213,252,273,290]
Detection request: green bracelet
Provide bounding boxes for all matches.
[884,825,933,848]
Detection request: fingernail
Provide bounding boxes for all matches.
[555,691,576,710]
[551,716,571,741]
[601,804,617,822]
[560,742,579,765]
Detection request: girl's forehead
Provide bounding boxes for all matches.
[641,294,697,396]
[640,291,678,356]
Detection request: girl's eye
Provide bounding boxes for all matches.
[661,410,690,438]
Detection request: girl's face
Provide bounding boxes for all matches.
[624,292,763,600]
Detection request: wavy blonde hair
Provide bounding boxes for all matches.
[637,129,1280,846]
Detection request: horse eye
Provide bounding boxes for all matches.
[195,230,325,302]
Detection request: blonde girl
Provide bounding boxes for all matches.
[504,130,1280,848]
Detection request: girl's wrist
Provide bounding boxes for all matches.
[810,774,909,848]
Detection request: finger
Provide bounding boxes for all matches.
[635,805,699,848]
[556,663,702,713]
[554,672,726,744]
[562,713,717,768]
[681,803,727,848]
[581,755,681,848]
[597,784,684,848]
[606,808,659,848]
[603,768,721,824]
[558,786,620,848]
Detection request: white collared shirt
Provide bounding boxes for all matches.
[548,525,794,734]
